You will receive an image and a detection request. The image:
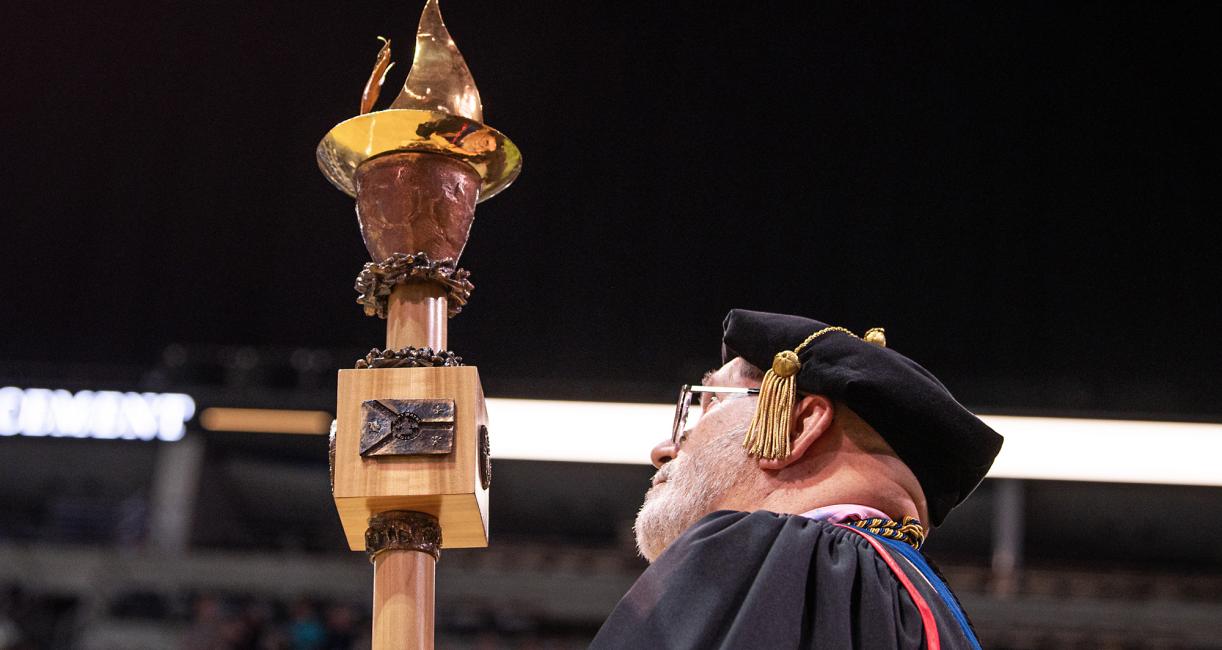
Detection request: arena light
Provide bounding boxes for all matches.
[199,407,333,435]
[0,386,195,442]
[979,415,1222,486]
[486,398,668,464]
[178,397,1222,486]
[484,398,1222,487]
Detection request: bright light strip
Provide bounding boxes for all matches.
[199,407,333,435]
[979,415,1222,486]
[486,398,670,464]
[0,387,195,442]
[486,398,1222,487]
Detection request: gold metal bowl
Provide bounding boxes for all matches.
[317,108,522,202]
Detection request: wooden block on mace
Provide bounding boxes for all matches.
[333,366,489,550]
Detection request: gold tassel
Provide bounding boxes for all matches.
[744,350,800,459]
[742,325,883,460]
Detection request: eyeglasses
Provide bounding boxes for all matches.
[671,385,760,449]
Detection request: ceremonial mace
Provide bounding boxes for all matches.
[316,2,521,647]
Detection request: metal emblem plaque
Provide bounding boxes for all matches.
[359,399,456,457]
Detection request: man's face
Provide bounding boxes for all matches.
[633,358,762,562]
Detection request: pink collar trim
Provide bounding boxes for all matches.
[797,503,890,524]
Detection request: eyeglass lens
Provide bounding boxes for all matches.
[672,387,710,447]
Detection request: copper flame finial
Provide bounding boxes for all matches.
[317,0,521,202]
[391,0,482,122]
[359,37,394,115]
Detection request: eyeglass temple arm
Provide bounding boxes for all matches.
[688,386,761,394]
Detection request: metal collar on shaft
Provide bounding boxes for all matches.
[366,511,443,562]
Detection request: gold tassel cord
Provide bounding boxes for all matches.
[742,326,886,460]
[848,516,926,550]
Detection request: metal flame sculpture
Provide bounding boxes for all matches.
[317,0,520,202]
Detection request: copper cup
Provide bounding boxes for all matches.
[354,152,482,263]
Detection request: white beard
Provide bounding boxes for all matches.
[633,424,756,562]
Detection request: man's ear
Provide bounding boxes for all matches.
[758,394,835,470]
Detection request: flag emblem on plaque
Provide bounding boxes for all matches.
[359,399,456,457]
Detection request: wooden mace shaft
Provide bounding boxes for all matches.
[387,283,448,352]
[373,290,447,650]
[372,549,436,649]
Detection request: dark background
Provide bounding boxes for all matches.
[2,3,1221,648]
[2,1,1218,417]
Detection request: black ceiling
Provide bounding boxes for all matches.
[2,2,1218,417]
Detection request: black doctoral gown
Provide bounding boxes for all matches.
[590,510,979,650]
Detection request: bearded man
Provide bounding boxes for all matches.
[591,309,1003,649]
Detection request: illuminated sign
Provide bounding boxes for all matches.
[0,387,196,442]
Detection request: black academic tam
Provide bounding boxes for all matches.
[591,511,979,650]
[722,309,1003,526]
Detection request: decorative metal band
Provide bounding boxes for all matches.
[478,425,491,490]
[366,511,442,562]
[328,419,337,494]
[354,251,474,319]
[355,346,464,369]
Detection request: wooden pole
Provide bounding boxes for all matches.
[387,283,448,352]
[372,539,436,649]
[366,289,449,650]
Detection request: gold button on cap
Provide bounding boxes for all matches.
[771,350,801,377]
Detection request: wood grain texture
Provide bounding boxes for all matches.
[334,366,489,550]
[372,549,435,650]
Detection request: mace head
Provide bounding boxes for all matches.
[317,0,521,203]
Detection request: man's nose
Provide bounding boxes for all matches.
[651,439,677,469]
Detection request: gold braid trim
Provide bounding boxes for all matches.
[743,326,882,460]
[848,516,927,550]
